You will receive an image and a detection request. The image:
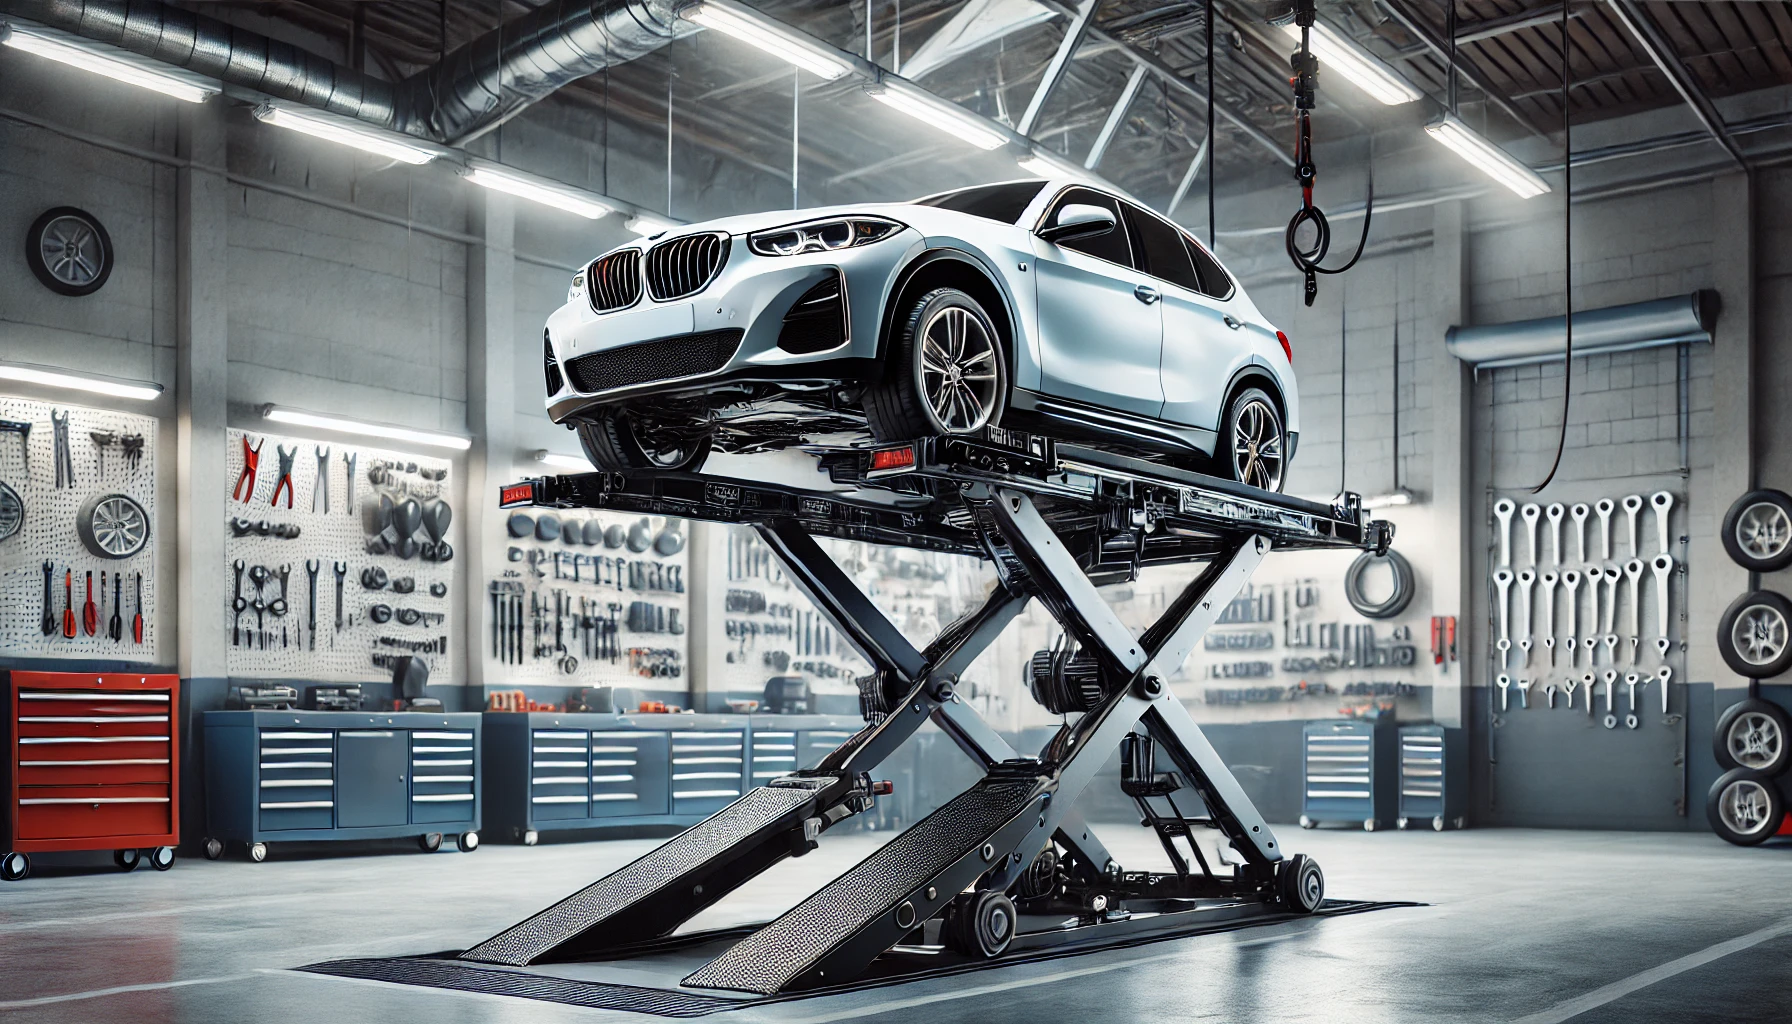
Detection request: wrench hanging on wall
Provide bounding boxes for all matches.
[1652,491,1675,555]
[1521,504,1541,566]
[1595,498,1615,561]
[1623,558,1644,664]
[312,447,330,514]
[1540,570,1558,666]
[1622,494,1643,556]
[1494,568,1514,668]
[1494,499,1515,567]
[1546,503,1565,565]
[1651,553,1674,657]
[1561,569,1581,667]
[1571,503,1590,563]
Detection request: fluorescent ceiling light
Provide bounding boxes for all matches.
[1018,149,1086,180]
[1,25,216,103]
[686,0,852,80]
[625,213,680,236]
[0,360,163,401]
[1282,23,1422,106]
[869,82,1007,150]
[465,163,611,219]
[1362,489,1416,510]
[254,104,436,165]
[262,405,471,451]
[1425,115,1550,199]
[533,450,596,472]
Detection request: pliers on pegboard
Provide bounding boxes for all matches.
[269,444,298,508]
[232,435,263,502]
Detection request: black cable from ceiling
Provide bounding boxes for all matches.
[1207,0,1215,248]
[1530,0,1574,494]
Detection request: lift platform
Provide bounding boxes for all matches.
[413,432,1391,1003]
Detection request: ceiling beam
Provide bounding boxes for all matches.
[1085,63,1148,168]
[1602,0,1745,169]
[1455,2,1592,45]
[1034,0,1294,167]
[1376,0,1550,139]
[1018,0,1097,135]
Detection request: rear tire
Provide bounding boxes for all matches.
[1220,385,1287,492]
[865,287,1007,442]
[577,411,710,474]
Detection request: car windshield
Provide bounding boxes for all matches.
[913,180,1046,224]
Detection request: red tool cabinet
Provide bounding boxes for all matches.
[2,671,180,880]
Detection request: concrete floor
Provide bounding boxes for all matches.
[1,825,1789,1023]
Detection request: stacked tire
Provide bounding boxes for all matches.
[1709,490,1792,846]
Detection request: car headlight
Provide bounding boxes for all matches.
[748,216,904,257]
[568,270,586,303]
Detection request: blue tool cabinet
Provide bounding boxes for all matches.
[482,712,865,844]
[202,710,482,860]
[1396,724,1467,831]
[1299,718,1397,831]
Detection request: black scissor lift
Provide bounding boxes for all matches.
[470,431,1392,998]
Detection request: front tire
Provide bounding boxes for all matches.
[865,287,1007,442]
[577,411,710,474]
[1221,386,1287,492]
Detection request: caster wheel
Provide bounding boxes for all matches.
[1432,816,1446,832]
[944,890,1017,958]
[1707,768,1785,846]
[1298,815,1314,829]
[1396,817,1408,830]
[202,838,224,861]
[1363,819,1377,832]
[1454,817,1466,830]
[456,831,480,853]
[113,848,141,871]
[522,830,539,847]
[1,851,29,881]
[150,846,175,871]
[248,842,268,863]
[418,833,443,853]
[1277,853,1325,913]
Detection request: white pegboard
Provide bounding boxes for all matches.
[224,428,458,683]
[487,511,689,688]
[0,396,159,661]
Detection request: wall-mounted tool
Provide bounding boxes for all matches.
[1546,503,1564,564]
[1561,569,1581,666]
[1493,568,1513,668]
[1651,491,1675,555]
[133,572,144,644]
[269,444,297,508]
[1622,494,1643,556]
[89,430,114,475]
[62,568,74,638]
[1539,571,1558,665]
[109,570,122,643]
[232,559,246,646]
[1651,553,1674,656]
[1595,498,1615,561]
[0,419,31,474]
[82,570,96,636]
[1521,503,1541,565]
[41,561,54,636]
[343,451,357,513]
[1570,503,1590,563]
[312,446,330,513]
[0,481,19,542]
[1623,558,1644,663]
[333,561,347,634]
[232,434,262,502]
[1515,568,1535,667]
[51,409,73,489]
[1493,498,1514,567]
[122,433,143,473]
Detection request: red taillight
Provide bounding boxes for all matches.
[870,446,916,472]
[872,780,895,795]
[1276,330,1293,363]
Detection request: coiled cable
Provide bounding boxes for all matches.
[1344,548,1415,620]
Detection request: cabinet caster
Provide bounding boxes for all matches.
[113,847,141,871]
[1363,819,1377,832]
[1,851,29,881]
[203,838,224,860]
[1396,817,1408,830]
[522,830,539,847]
[1432,816,1446,832]
[1298,815,1314,829]
[248,842,268,863]
[419,833,444,853]
[150,846,175,871]
[456,831,480,853]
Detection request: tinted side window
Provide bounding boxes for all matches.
[1184,236,1234,299]
[1124,205,1200,292]
[1041,188,1132,268]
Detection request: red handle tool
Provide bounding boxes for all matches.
[62,569,75,639]
[83,570,97,637]
[133,572,144,644]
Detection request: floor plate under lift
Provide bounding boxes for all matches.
[301,899,1418,1018]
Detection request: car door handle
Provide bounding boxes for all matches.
[1222,315,1242,330]
[1134,284,1160,305]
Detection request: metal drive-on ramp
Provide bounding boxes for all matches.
[328,430,1395,1006]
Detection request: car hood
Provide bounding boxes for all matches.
[642,201,919,241]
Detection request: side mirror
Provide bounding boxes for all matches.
[1039,204,1117,244]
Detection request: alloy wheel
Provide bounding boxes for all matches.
[39,214,104,289]
[1719,778,1776,836]
[1733,604,1789,668]
[917,306,999,433]
[1737,501,1792,562]
[1728,711,1785,771]
[1231,397,1285,491]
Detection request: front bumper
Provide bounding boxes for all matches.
[544,229,917,422]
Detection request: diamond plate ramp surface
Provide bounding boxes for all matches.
[462,785,819,966]
[684,773,1049,994]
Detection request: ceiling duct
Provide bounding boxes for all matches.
[1446,291,1717,372]
[1,0,690,143]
